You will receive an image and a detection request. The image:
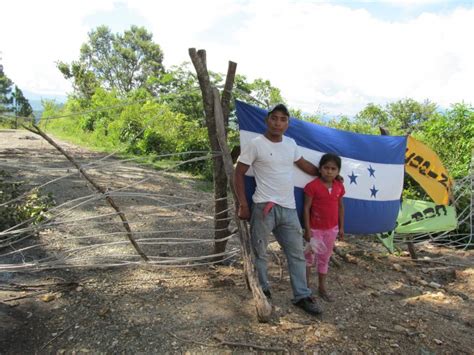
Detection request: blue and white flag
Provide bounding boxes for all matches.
[236,100,407,234]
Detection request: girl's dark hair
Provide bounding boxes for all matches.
[319,153,341,170]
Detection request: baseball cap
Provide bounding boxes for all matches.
[268,103,290,117]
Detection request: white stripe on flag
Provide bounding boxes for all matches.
[240,130,404,202]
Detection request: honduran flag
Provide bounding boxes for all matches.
[236,100,407,235]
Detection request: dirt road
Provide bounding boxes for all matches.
[1,129,473,354]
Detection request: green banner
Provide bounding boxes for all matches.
[376,199,457,253]
[377,231,395,253]
[395,199,457,234]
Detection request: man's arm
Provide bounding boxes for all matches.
[296,156,344,182]
[295,157,319,176]
[234,162,251,220]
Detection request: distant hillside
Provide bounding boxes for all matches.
[24,91,67,120]
[30,99,45,112]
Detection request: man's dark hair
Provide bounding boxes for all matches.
[267,104,290,117]
[319,153,341,170]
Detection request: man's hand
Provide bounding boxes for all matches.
[237,204,250,220]
[304,229,311,242]
[234,162,251,220]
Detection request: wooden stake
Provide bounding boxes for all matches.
[23,124,149,262]
[212,87,272,322]
[189,48,231,258]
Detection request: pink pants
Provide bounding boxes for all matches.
[304,226,338,274]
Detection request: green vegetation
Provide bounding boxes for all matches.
[11,25,473,194]
[40,26,285,180]
[0,63,33,128]
[0,170,54,233]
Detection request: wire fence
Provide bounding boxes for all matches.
[0,106,239,272]
[0,101,472,273]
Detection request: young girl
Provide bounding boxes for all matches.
[303,153,345,302]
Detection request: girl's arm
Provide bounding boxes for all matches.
[303,193,313,242]
[338,198,345,241]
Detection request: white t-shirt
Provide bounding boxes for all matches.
[238,135,302,209]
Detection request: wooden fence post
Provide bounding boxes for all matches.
[212,87,272,322]
[189,48,232,259]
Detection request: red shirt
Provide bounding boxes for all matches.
[304,178,345,230]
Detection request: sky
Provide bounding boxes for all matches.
[1,0,473,116]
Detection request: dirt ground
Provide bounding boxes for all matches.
[0,129,473,354]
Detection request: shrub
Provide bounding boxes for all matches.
[0,170,54,235]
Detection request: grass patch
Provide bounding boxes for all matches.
[38,127,214,191]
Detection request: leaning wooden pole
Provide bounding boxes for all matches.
[24,124,149,262]
[189,48,232,259]
[212,87,272,322]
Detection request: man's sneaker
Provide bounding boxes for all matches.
[295,297,322,316]
[263,289,272,299]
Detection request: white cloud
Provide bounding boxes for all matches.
[227,2,474,115]
[1,0,117,94]
[381,0,448,6]
[1,0,472,115]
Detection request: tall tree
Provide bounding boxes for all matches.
[11,86,33,128]
[356,103,389,128]
[0,64,13,114]
[158,63,208,124]
[56,61,99,100]
[420,103,474,178]
[58,25,165,97]
[387,98,437,133]
[234,75,284,108]
[12,86,33,118]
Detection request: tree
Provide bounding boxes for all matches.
[419,103,474,178]
[12,86,33,117]
[387,98,437,133]
[157,63,207,124]
[58,25,165,97]
[0,64,32,128]
[0,64,13,114]
[356,103,389,129]
[352,99,438,135]
[327,115,374,134]
[11,86,33,128]
[57,61,99,101]
[248,78,284,108]
[233,75,284,109]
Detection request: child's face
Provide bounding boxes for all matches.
[320,161,340,182]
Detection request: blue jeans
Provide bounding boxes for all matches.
[250,202,312,303]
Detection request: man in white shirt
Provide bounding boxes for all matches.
[234,104,322,316]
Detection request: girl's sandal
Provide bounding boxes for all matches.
[318,291,335,302]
